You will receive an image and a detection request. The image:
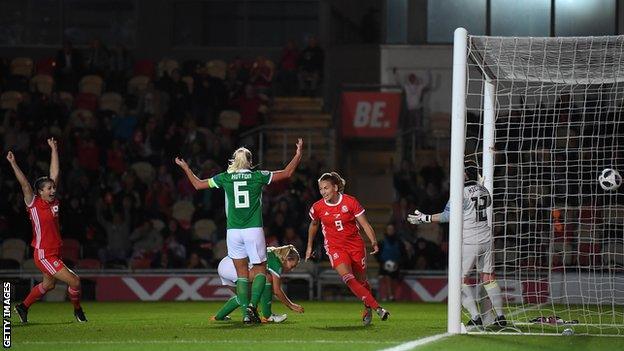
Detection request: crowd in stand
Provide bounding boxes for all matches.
[0,37,326,270]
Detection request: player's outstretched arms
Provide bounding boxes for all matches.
[7,152,34,205]
[271,138,303,183]
[174,157,211,190]
[47,138,59,184]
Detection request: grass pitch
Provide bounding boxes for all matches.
[9,301,624,351]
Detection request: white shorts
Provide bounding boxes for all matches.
[462,241,493,276]
[226,227,267,264]
[217,256,238,287]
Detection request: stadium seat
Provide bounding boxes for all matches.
[133,59,155,78]
[35,57,56,75]
[206,60,227,80]
[0,259,20,270]
[0,91,23,111]
[157,58,180,77]
[77,258,102,270]
[2,238,27,253]
[74,92,99,111]
[172,200,195,223]
[30,74,54,96]
[181,75,194,94]
[130,162,156,185]
[21,258,37,271]
[61,238,81,263]
[79,75,104,96]
[127,75,150,95]
[1,248,24,264]
[193,219,216,241]
[10,57,34,78]
[99,92,123,114]
[218,110,241,131]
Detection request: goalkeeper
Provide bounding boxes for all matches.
[407,160,506,327]
[212,245,304,323]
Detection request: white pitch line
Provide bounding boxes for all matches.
[19,339,397,345]
[378,333,451,351]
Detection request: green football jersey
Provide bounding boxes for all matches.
[209,169,272,229]
[266,251,283,277]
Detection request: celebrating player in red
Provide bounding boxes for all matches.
[306,172,389,325]
[7,138,87,323]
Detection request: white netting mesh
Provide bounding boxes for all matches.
[464,35,624,335]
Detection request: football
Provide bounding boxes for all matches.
[598,168,622,191]
[384,260,398,273]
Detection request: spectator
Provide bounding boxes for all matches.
[298,36,324,96]
[129,218,163,258]
[186,252,208,269]
[230,84,265,134]
[393,68,431,132]
[85,38,111,75]
[377,224,407,301]
[278,39,299,95]
[96,199,132,264]
[282,227,304,253]
[249,56,274,96]
[55,40,83,92]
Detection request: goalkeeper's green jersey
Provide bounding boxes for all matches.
[208,169,273,229]
[266,251,283,277]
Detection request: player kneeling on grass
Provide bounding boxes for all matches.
[407,160,506,328]
[212,245,304,323]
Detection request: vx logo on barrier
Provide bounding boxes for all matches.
[121,277,227,301]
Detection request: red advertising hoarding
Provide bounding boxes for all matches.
[341,91,401,138]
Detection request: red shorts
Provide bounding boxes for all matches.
[326,245,367,275]
[34,248,65,275]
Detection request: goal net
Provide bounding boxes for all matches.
[450,29,624,336]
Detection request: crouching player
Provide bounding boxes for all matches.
[212,245,304,323]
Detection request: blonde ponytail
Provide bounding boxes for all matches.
[227,147,253,173]
[268,245,300,266]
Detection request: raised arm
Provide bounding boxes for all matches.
[6,152,34,205]
[355,214,379,255]
[271,138,303,183]
[305,219,319,261]
[270,274,304,313]
[174,157,212,190]
[47,138,59,184]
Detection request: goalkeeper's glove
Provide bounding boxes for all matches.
[407,210,431,224]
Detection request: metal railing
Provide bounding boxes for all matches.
[239,125,335,168]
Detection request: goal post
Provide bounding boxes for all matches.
[449,27,624,336]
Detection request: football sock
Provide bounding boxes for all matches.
[342,273,380,309]
[23,283,49,308]
[484,281,504,317]
[215,296,240,320]
[236,278,249,317]
[260,283,273,318]
[68,286,82,309]
[250,273,266,307]
[461,283,480,319]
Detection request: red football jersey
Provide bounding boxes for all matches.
[309,193,366,250]
[26,196,62,250]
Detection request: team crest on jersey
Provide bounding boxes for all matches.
[333,253,339,259]
[51,205,59,216]
[261,170,270,176]
[53,261,59,267]
[341,205,348,213]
